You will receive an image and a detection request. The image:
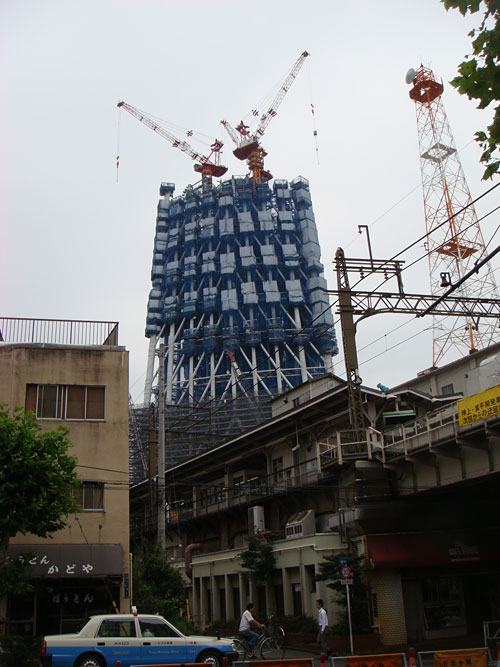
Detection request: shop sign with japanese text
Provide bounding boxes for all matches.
[457,385,500,426]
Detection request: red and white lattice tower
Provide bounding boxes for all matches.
[408,65,499,366]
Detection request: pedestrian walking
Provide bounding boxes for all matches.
[316,599,329,657]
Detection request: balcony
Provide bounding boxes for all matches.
[0,317,119,346]
[382,408,452,459]
[319,429,377,467]
[166,458,321,523]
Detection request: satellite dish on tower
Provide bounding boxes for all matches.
[405,67,416,85]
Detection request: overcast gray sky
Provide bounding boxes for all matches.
[2,0,498,403]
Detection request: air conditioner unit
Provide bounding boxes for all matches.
[285,509,315,539]
[248,506,266,535]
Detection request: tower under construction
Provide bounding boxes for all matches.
[408,65,499,366]
[143,174,337,435]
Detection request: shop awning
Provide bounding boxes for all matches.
[7,543,123,578]
[366,531,500,568]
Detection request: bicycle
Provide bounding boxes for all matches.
[266,615,285,649]
[233,618,285,660]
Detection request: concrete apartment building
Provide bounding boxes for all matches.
[0,317,130,636]
[131,345,500,649]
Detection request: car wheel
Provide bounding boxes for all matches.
[197,650,222,667]
[75,654,105,667]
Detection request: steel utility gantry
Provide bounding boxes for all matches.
[330,247,500,438]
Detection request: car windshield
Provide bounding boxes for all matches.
[97,619,137,638]
[139,618,181,638]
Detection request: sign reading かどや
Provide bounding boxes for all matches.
[457,385,500,426]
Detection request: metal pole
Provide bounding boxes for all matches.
[158,343,166,549]
[346,583,354,655]
[358,225,374,269]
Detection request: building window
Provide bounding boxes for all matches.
[74,482,104,511]
[26,384,105,421]
[441,383,455,396]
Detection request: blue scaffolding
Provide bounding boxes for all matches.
[145,174,337,417]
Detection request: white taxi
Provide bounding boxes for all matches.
[40,613,238,667]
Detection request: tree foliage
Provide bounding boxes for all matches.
[442,0,500,179]
[239,537,276,584]
[132,541,186,621]
[239,536,277,616]
[0,405,79,546]
[0,404,79,597]
[316,552,371,635]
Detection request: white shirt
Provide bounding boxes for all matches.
[239,609,254,632]
[318,606,328,631]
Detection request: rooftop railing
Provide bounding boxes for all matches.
[0,317,119,346]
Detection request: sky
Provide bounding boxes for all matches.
[2,0,499,404]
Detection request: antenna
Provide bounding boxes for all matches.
[405,67,416,85]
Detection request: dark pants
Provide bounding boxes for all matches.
[317,627,329,654]
[240,629,259,652]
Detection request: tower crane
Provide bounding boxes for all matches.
[220,50,309,182]
[117,101,228,189]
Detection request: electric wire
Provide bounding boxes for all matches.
[151,182,500,430]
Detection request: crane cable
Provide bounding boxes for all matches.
[116,105,121,182]
[306,57,319,164]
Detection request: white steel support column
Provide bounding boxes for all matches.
[189,355,194,404]
[166,323,176,403]
[275,346,283,394]
[294,306,308,383]
[143,335,157,405]
[231,365,237,399]
[158,344,166,549]
[252,347,258,397]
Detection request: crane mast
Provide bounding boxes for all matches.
[117,101,228,189]
[220,50,309,182]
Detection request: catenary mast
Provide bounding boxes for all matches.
[408,65,499,366]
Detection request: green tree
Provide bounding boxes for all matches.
[442,0,500,179]
[316,552,371,635]
[239,536,277,615]
[133,541,186,621]
[0,404,79,598]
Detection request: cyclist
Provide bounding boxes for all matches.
[239,602,265,657]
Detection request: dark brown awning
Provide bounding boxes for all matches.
[8,544,123,578]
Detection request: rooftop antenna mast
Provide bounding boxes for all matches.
[406,65,499,365]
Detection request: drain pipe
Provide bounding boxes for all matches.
[185,543,201,579]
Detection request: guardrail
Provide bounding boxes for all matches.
[382,405,458,460]
[0,317,119,346]
[319,430,378,466]
[167,458,320,522]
